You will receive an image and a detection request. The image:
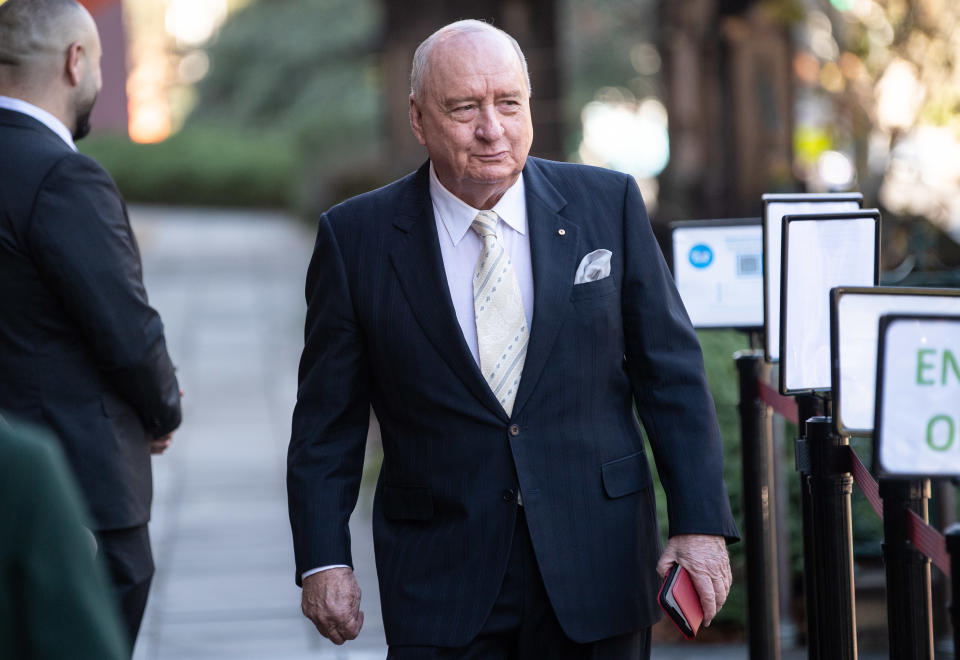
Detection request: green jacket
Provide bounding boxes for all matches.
[0,419,127,659]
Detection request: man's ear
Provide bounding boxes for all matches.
[409,95,427,147]
[65,41,84,87]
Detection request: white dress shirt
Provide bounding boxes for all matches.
[302,164,535,581]
[0,95,77,151]
[429,163,534,362]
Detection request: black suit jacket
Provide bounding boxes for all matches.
[0,108,181,530]
[288,158,738,645]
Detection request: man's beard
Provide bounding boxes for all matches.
[72,93,97,141]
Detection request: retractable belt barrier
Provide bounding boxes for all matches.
[756,379,799,424]
[755,379,951,578]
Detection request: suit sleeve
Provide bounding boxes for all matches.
[619,176,739,542]
[287,213,370,585]
[27,154,181,437]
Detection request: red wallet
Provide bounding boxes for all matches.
[657,563,704,639]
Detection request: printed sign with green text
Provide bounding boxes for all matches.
[875,315,960,477]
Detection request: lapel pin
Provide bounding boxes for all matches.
[558,228,566,236]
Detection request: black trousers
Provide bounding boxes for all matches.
[388,508,650,660]
[96,524,154,654]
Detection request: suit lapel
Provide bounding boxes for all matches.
[512,159,579,416]
[388,163,509,420]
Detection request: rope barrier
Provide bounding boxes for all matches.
[752,378,952,576]
[755,379,798,424]
[906,508,951,576]
[846,446,883,520]
[846,445,950,576]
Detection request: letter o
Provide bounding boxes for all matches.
[926,415,955,452]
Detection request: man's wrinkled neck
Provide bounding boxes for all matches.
[434,170,519,211]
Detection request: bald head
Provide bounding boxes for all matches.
[0,0,102,140]
[0,0,97,90]
[410,20,531,103]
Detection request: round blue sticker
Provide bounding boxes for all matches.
[689,244,713,269]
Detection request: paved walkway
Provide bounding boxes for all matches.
[130,207,384,659]
[127,206,890,659]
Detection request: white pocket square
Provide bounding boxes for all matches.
[574,249,612,284]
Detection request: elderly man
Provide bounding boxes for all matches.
[288,19,737,659]
[0,0,182,650]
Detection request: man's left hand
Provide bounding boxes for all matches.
[656,534,731,626]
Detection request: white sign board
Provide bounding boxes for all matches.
[832,288,960,436]
[875,315,960,477]
[671,221,763,329]
[763,194,862,362]
[780,212,878,395]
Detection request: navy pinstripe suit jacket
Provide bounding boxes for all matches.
[287,157,738,646]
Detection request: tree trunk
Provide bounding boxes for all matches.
[659,0,794,222]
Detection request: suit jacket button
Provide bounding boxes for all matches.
[509,424,520,437]
[502,489,515,502]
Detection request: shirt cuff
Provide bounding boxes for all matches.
[302,564,350,581]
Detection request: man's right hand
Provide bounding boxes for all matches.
[151,433,174,454]
[301,567,364,645]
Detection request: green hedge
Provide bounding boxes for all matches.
[647,329,752,626]
[652,330,883,630]
[79,125,300,210]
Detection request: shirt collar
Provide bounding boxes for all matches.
[0,95,77,151]
[429,162,526,246]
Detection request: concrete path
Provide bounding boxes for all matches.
[126,206,890,660]
[130,206,384,659]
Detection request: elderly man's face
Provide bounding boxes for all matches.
[410,31,533,209]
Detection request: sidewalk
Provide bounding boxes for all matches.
[130,207,385,659]
[127,206,888,660]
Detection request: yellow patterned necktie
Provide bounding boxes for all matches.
[470,210,528,416]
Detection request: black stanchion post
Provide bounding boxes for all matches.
[879,479,933,660]
[806,416,857,660]
[736,350,780,660]
[794,395,825,660]
[932,482,955,649]
[945,524,960,658]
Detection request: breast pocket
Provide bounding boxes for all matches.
[570,276,617,302]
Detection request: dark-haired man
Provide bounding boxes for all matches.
[0,0,182,650]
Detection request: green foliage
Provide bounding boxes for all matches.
[647,330,888,629]
[79,125,299,209]
[561,0,660,129]
[697,330,752,625]
[760,0,806,24]
[190,0,382,163]
[648,329,750,626]
[662,329,886,633]
[849,436,884,557]
[82,0,386,211]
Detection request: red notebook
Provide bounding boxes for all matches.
[657,564,704,639]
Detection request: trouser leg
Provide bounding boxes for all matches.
[388,508,650,660]
[96,524,154,653]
